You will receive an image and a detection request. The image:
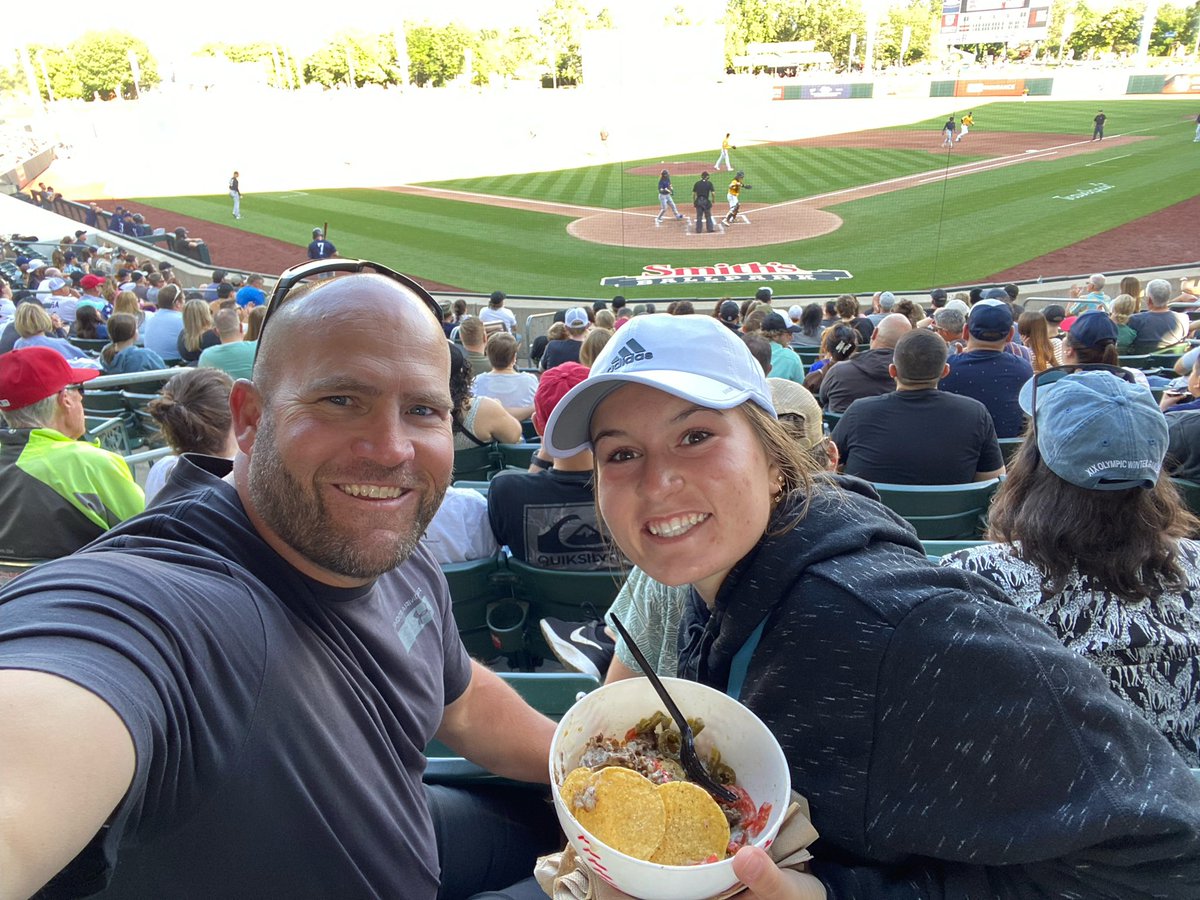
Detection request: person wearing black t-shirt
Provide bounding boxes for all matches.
[833,329,1005,485]
[0,271,560,900]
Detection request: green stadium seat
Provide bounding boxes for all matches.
[85,415,133,456]
[451,480,491,496]
[453,442,501,481]
[505,559,623,660]
[423,671,600,784]
[997,437,1024,466]
[921,539,990,562]
[1171,478,1200,518]
[822,410,842,432]
[871,480,1000,540]
[497,442,540,470]
[68,337,108,355]
[442,554,506,661]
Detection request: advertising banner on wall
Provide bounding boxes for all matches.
[940,0,1052,45]
[600,262,853,288]
[954,78,1027,96]
[1163,73,1200,94]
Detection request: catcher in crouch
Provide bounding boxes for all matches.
[725,171,751,225]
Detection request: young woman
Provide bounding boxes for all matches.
[942,370,1200,764]
[1109,293,1139,352]
[12,303,92,362]
[790,303,824,348]
[176,299,219,363]
[1016,310,1056,372]
[72,305,108,341]
[472,332,539,422]
[144,368,237,503]
[448,343,523,449]
[99,314,165,374]
[543,313,1200,899]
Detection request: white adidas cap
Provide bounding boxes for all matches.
[544,313,776,457]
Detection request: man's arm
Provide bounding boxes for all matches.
[0,670,135,900]
[435,661,555,783]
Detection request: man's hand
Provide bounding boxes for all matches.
[732,847,827,900]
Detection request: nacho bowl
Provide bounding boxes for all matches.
[550,676,791,900]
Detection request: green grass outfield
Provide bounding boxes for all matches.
[138,99,1199,299]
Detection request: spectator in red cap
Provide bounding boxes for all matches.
[488,362,622,572]
[0,348,144,560]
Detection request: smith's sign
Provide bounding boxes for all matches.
[600,261,852,288]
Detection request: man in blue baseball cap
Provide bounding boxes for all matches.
[940,299,1034,437]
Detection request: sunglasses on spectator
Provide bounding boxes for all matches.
[1027,363,1138,461]
[256,259,442,360]
[65,384,85,396]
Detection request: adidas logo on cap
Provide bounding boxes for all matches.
[606,338,654,372]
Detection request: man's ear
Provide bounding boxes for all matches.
[229,379,263,455]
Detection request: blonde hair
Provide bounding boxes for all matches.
[113,291,140,317]
[181,298,215,352]
[1110,293,1138,325]
[579,328,614,368]
[595,309,616,330]
[15,303,53,337]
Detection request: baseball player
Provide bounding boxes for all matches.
[957,111,974,142]
[655,170,683,223]
[1193,112,1199,142]
[229,171,241,219]
[306,228,337,261]
[1092,110,1106,141]
[941,116,956,148]
[724,171,751,225]
[715,133,735,171]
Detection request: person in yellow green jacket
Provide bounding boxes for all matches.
[0,347,143,561]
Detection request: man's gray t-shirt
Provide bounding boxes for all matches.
[0,455,472,898]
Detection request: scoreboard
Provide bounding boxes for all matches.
[941,0,1053,44]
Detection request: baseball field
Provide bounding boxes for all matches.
[129,98,1200,298]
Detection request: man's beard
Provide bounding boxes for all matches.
[247,412,448,580]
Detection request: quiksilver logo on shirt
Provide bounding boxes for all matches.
[607,339,654,372]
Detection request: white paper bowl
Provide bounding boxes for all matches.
[550,676,791,900]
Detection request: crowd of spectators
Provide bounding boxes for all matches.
[4,254,1200,897]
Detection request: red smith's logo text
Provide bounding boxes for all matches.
[601,261,852,287]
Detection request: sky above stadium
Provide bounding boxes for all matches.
[14,0,729,56]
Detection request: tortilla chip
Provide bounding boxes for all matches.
[566,766,666,859]
[560,767,594,809]
[649,781,731,866]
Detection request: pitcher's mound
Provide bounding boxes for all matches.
[568,204,843,249]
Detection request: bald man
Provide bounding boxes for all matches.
[0,268,560,900]
[818,312,912,413]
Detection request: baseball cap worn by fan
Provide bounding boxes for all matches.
[564,307,589,329]
[81,274,105,291]
[1067,309,1118,349]
[718,300,740,323]
[761,312,789,332]
[768,378,822,451]
[545,313,776,457]
[968,299,1013,341]
[1017,370,1167,491]
[787,305,803,321]
[0,347,101,410]
[532,362,589,437]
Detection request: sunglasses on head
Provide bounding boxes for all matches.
[256,258,443,358]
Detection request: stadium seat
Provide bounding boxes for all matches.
[442,554,506,661]
[450,480,491,496]
[997,437,1024,466]
[921,539,989,562]
[69,337,108,355]
[1120,353,1173,371]
[796,349,821,367]
[505,559,623,660]
[871,479,1001,540]
[85,415,133,457]
[822,410,842,432]
[1171,478,1200,518]
[453,442,501,481]
[423,671,600,784]
[497,442,540,470]
[122,391,164,447]
[520,419,539,442]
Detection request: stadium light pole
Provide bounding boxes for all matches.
[1137,0,1159,62]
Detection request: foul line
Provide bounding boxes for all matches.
[755,122,1176,214]
[1085,154,1132,167]
[396,183,659,218]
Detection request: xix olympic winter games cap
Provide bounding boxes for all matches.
[1017,370,1167,491]
[544,313,776,458]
